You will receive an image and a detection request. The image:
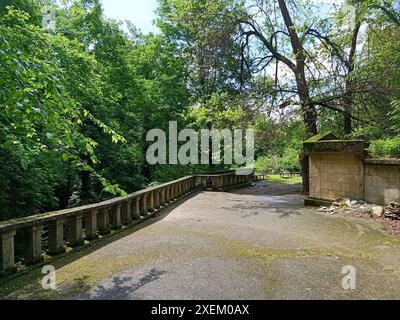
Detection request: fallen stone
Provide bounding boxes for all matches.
[371,205,384,217]
[384,202,400,220]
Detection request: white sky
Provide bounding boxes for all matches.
[99,0,345,35]
[101,0,160,34]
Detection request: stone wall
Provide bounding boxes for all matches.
[309,152,364,200]
[364,160,400,205]
[306,141,400,206]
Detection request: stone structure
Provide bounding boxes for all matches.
[304,135,400,207]
[0,172,253,276]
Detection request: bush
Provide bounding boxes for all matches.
[254,148,301,174]
[370,136,400,158]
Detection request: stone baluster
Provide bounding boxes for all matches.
[133,197,140,219]
[121,200,131,225]
[154,190,160,209]
[48,219,66,255]
[177,183,180,197]
[146,192,154,212]
[0,229,16,274]
[111,204,122,230]
[98,208,110,235]
[140,194,147,215]
[68,214,84,247]
[166,186,171,202]
[22,224,44,265]
[160,188,166,206]
[85,209,98,240]
[171,185,175,200]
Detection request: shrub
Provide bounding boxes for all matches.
[254,148,301,174]
[370,136,400,158]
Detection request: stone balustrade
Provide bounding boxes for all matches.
[0,172,252,276]
[196,171,253,190]
[253,174,267,181]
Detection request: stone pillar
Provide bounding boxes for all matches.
[98,208,110,235]
[165,187,170,202]
[121,201,131,225]
[140,195,147,214]
[147,192,154,212]
[68,214,84,247]
[85,209,98,240]
[0,229,16,274]
[170,185,175,199]
[111,204,122,230]
[154,190,160,209]
[214,176,224,189]
[160,187,165,207]
[48,220,65,255]
[22,224,44,265]
[134,197,140,219]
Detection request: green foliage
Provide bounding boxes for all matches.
[266,175,303,185]
[370,136,400,158]
[0,1,193,219]
[1,0,399,221]
[254,151,301,175]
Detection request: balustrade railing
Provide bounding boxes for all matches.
[0,172,252,276]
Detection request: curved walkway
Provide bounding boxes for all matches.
[3,183,400,299]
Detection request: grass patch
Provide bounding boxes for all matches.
[266,175,303,185]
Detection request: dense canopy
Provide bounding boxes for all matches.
[0,0,399,220]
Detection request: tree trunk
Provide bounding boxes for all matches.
[277,0,318,136]
[80,168,91,203]
[343,20,361,135]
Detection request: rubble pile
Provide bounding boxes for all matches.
[385,202,400,220]
[318,198,384,218]
[318,199,400,221]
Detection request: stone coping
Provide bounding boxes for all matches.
[303,140,365,154]
[0,175,195,232]
[364,158,400,166]
[0,172,251,232]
